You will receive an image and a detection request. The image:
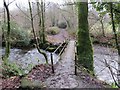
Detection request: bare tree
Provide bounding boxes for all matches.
[28,0,48,64]
[36,0,42,42]
[100,16,105,37]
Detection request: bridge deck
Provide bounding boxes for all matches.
[45,40,101,88]
[45,40,78,88]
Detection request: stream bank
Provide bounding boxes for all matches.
[0,44,118,88]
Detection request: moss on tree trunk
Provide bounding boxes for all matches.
[3,0,11,60]
[77,2,94,72]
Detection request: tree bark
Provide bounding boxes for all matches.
[3,0,11,60]
[36,0,42,43]
[2,4,6,46]
[41,0,46,44]
[100,19,105,37]
[77,1,94,72]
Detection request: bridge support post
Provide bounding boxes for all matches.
[51,53,54,73]
[75,52,77,75]
[75,41,77,75]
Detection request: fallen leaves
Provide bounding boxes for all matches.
[2,76,21,89]
[1,64,53,89]
[27,64,52,82]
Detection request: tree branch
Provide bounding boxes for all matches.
[104,59,120,88]
[16,4,30,19]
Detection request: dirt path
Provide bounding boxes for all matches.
[47,29,69,44]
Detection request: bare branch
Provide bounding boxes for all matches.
[8,0,16,6]
[16,4,30,19]
[104,59,120,88]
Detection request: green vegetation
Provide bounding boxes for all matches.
[111,83,118,88]
[2,59,24,78]
[21,77,43,88]
[46,27,60,35]
[2,58,36,78]
[2,21,30,47]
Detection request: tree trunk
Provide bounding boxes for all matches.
[77,1,94,72]
[28,0,48,64]
[62,14,71,28]
[3,7,6,24]
[110,2,120,87]
[3,0,11,60]
[100,19,105,37]
[2,5,6,46]
[41,0,46,44]
[36,0,42,43]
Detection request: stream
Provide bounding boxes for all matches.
[0,48,59,74]
[93,45,118,84]
[0,45,118,84]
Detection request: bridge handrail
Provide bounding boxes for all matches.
[53,42,64,54]
[56,42,68,60]
[50,40,69,73]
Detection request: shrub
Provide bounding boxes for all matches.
[2,59,24,78]
[2,21,30,47]
[46,27,60,35]
[58,22,67,29]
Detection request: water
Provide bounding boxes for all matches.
[1,48,59,73]
[93,45,118,84]
[0,46,118,84]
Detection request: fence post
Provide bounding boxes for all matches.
[51,53,54,73]
[75,41,77,75]
[75,52,77,75]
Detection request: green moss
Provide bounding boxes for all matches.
[21,77,43,88]
[77,2,94,72]
[46,27,60,35]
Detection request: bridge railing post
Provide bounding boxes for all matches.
[75,52,77,75]
[75,41,77,75]
[50,53,54,73]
